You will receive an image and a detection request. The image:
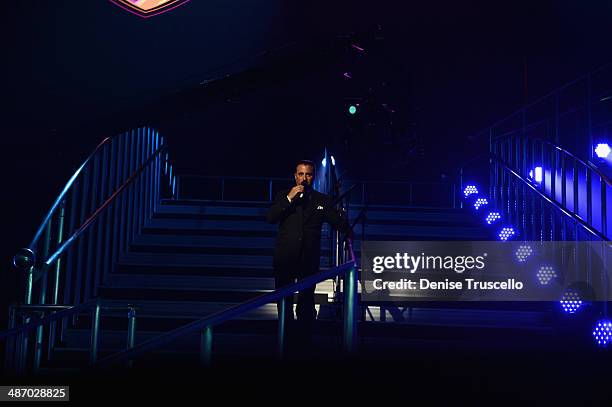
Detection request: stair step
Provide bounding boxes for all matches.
[115,263,276,277]
[117,252,329,268]
[107,273,335,293]
[98,286,331,304]
[152,205,479,225]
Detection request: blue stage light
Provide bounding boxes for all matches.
[560,290,583,314]
[595,143,611,159]
[498,227,515,241]
[529,167,543,183]
[486,212,501,224]
[474,198,488,210]
[536,265,557,285]
[593,320,612,347]
[331,156,336,166]
[515,245,533,262]
[464,185,478,197]
[321,157,327,167]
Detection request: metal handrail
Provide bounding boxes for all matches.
[2,299,137,373]
[44,143,167,266]
[0,300,135,341]
[534,138,612,187]
[9,128,174,374]
[28,137,112,250]
[491,154,610,242]
[0,300,99,341]
[96,259,357,367]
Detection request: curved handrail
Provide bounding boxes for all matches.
[44,143,167,266]
[96,259,357,367]
[28,137,112,250]
[491,154,610,242]
[533,138,612,187]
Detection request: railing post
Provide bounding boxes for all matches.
[561,154,567,208]
[277,297,286,359]
[343,264,357,353]
[127,307,137,368]
[200,326,213,367]
[5,303,17,372]
[602,178,607,237]
[459,167,464,209]
[13,248,35,375]
[48,200,64,360]
[52,200,66,306]
[361,182,365,205]
[73,166,91,312]
[34,223,53,371]
[62,179,80,342]
[84,153,100,302]
[573,160,579,217]
[90,300,101,366]
[586,169,593,225]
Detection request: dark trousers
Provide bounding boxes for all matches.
[275,271,317,353]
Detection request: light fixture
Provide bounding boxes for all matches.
[485,212,501,225]
[595,143,611,159]
[536,265,557,285]
[464,185,478,197]
[498,227,516,241]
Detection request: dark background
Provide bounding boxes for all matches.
[2,0,612,325]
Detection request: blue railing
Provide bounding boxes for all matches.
[491,136,611,241]
[489,153,608,242]
[5,127,176,374]
[96,256,358,368]
[1,300,137,375]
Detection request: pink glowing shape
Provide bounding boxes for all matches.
[110,0,191,18]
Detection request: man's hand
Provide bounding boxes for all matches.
[287,185,305,201]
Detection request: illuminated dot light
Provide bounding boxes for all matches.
[515,245,533,262]
[498,227,516,241]
[536,265,557,285]
[331,156,336,166]
[593,320,612,347]
[474,198,488,210]
[595,143,611,158]
[464,185,478,197]
[529,167,543,183]
[348,105,357,115]
[486,212,501,224]
[560,290,583,314]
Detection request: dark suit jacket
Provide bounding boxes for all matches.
[266,188,348,277]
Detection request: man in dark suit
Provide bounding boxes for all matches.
[266,159,348,351]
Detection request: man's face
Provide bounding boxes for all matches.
[294,164,314,186]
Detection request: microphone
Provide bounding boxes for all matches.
[299,180,308,199]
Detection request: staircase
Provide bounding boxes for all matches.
[43,196,564,371]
